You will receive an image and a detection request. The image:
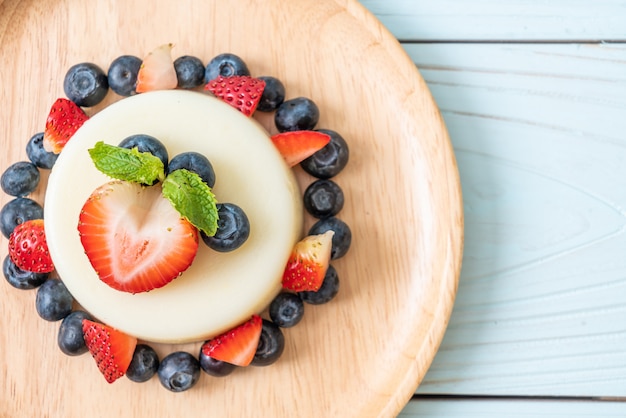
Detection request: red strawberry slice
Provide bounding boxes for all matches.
[8,219,54,273]
[135,43,178,93]
[77,180,199,293]
[270,131,331,167]
[43,98,89,154]
[204,75,266,117]
[82,319,137,383]
[282,230,334,292]
[201,315,263,367]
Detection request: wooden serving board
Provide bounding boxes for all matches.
[0,0,463,416]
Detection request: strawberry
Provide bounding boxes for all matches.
[135,43,178,93]
[8,219,54,273]
[270,131,331,167]
[200,315,263,367]
[77,180,199,294]
[82,319,137,383]
[204,75,266,117]
[43,98,89,154]
[282,230,334,292]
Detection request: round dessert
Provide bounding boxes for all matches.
[45,90,303,343]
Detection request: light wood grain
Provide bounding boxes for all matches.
[401,42,626,398]
[399,399,626,417]
[361,0,626,41]
[0,0,462,417]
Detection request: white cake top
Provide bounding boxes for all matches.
[45,90,303,343]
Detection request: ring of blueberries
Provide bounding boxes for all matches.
[1,51,352,392]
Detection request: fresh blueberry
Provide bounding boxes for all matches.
[26,132,58,169]
[300,129,349,179]
[3,255,48,290]
[157,351,201,392]
[204,53,250,82]
[118,134,169,173]
[127,344,160,383]
[251,319,285,367]
[308,217,352,259]
[201,203,250,252]
[303,179,344,218]
[107,55,142,97]
[256,76,285,112]
[299,264,340,305]
[0,197,43,238]
[57,310,92,356]
[63,62,109,107]
[174,55,205,89]
[35,279,74,321]
[274,97,320,132]
[198,347,236,377]
[1,161,40,197]
[269,293,305,328]
[167,151,215,187]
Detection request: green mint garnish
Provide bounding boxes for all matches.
[162,169,219,236]
[88,141,165,185]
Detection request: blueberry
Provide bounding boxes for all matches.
[303,179,344,218]
[174,55,205,89]
[63,62,109,107]
[3,255,48,290]
[299,265,340,305]
[0,197,43,238]
[157,351,201,392]
[198,347,236,377]
[57,310,92,356]
[274,97,320,132]
[251,319,285,367]
[300,129,349,179]
[26,132,58,169]
[256,76,285,112]
[107,55,142,97]
[269,293,304,328]
[118,134,169,173]
[308,217,352,259]
[204,53,250,82]
[35,279,74,321]
[201,203,250,252]
[167,151,215,188]
[1,161,40,197]
[127,344,160,383]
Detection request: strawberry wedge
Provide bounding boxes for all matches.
[270,131,331,167]
[77,180,199,293]
[201,315,263,367]
[82,319,137,383]
[43,98,89,154]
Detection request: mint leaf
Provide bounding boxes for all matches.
[162,169,219,236]
[88,141,165,184]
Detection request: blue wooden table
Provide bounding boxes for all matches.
[358,1,626,416]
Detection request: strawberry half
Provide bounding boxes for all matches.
[282,230,334,292]
[201,315,263,367]
[82,319,137,383]
[135,43,178,93]
[204,75,266,117]
[8,219,54,273]
[77,180,199,293]
[43,98,89,154]
[270,131,331,167]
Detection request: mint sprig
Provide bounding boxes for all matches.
[88,141,165,185]
[162,169,219,236]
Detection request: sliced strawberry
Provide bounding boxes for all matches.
[82,319,137,383]
[270,131,331,167]
[282,230,334,292]
[135,43,178,93]
[77,180,199,293]
[201,315,262,367]
[204,75,266,117]
[8,219,54,273]
[43,98,89,154]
